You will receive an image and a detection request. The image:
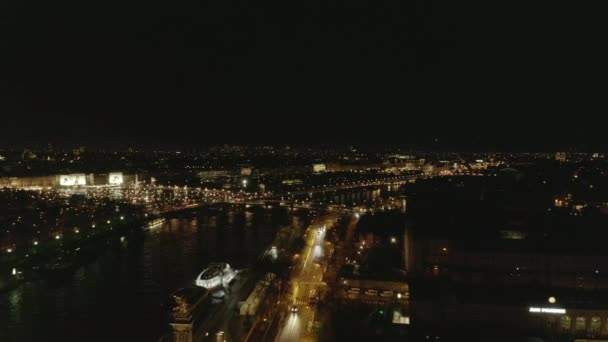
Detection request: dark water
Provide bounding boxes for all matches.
[0,207,295,342]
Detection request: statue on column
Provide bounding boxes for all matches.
[172,295,190,319]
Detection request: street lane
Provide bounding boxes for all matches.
[276,215,336,342]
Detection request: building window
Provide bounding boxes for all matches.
[591,317,601,335]
[575,317,586,333]
[560,316,571,332]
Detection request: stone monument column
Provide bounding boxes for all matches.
[169,322,194,342]
[168,288,208,342]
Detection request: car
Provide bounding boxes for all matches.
[291,305,298,313]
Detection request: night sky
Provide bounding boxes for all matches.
[1,1,605,149]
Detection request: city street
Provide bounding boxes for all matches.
[276,215,336,342]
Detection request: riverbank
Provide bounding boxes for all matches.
[0,215,148,293]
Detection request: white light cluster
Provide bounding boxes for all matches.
[59,174,87,186]
[109,172,124,185]
[529,307,566,314]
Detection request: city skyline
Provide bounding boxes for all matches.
[2,113,604,150]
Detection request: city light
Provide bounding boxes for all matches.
[529,307,566,314]
[2,144,604,340]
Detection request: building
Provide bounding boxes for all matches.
[197,170,233,179]
[410,294,608,340]
[312,163,327,173]
[238,273,276,316]
[338,270,410,305]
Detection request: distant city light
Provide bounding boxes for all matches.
[548,296,556,304]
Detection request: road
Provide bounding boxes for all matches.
[276,215,336,342]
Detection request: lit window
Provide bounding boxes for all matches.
[560,316,571,331]
[575,317,586,332]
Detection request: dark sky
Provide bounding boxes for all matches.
[0,1,606,149]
